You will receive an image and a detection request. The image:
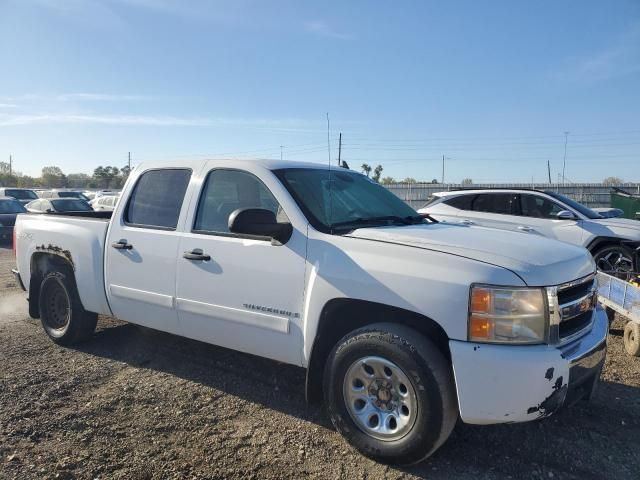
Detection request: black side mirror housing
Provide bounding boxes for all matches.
[228,208,293,244]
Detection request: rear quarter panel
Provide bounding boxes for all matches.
[15,214,111,316]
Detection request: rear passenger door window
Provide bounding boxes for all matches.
[125,169,191,229]
[193,169,285,235]
[471,193,519,215]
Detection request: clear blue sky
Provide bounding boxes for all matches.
[1,0,639,183]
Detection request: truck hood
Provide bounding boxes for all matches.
[346,223,595,286]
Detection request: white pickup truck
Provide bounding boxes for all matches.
[12,159,608,464]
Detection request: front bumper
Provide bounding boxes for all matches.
[450,305,608,425]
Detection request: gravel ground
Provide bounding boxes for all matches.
[1,245,639,479]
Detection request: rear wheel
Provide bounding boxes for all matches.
[39,270,97,345]
[323,323,457,465]
[592,245,634,276]
[623,322,640,357]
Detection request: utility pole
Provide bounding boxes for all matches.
[280,146,284,161]
[441,155,445,184]
[337,133,342,167]
[561,131,569,186]
[547,160,551,184]
[9,155,12,177]
[128,152,131,171]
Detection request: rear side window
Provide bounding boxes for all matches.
[125,169,191,229]
[471,193,519,215]
[444,194,476,210]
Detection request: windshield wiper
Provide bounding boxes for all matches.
[331,215,424,230]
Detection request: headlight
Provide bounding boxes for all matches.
[469,286,547,344]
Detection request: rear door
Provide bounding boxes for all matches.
[105,168,192,334]
[459,192,521,231]
[174,166,307,365]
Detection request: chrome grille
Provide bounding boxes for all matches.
[547,274,597,345]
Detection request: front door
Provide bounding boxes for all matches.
[105,168,192,335]
[175,167,307,365]
[518,194,583,244]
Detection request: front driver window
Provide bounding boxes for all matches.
[520,194,564,219]
[194,169,287,234]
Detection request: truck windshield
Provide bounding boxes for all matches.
[0,199,27,214]
[51,199,93,212]
[274,168,423,233]
[6,189,38,200]
[58,191,90,201]
[544,191,602,219]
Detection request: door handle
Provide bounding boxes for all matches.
[112,240,133,250]
[517,226,534,232]
[460,219,474,225]
[183,248,211,261]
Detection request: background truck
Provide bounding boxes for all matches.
[13,159,608,465]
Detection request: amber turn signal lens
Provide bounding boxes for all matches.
[469,315,490,339]
[471,288,492,313]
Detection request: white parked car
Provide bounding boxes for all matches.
[91,194,119,211]
[13,161,607,464]
[419,188,640,275]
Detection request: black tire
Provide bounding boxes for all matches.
[323,323,457,465]
[592,244,635,276]
[623,322,640,357]
[38,270,97,346]
[605,307,616,327]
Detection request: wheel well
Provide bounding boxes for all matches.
[305,298,451,403]
[587,237,629,254]
[28,253,74,318]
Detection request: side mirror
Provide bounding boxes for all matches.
[556,210,576,220]
[228,208,293,244]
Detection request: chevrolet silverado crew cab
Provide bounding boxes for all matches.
[419,188,640,275]
[13,160,608,465]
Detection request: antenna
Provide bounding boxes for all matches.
[562,131,569,186]
[337,133,342,167]
[327,113,334,233]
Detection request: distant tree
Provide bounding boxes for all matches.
[380,176,396,185]
[361,163,372,177]
[372,165,383,183]
[402,177,417,184]
[461,178,473,185]
[431,179,439,184]
[16,175,39,188]
[93,165,121,188]
[67,173,91,188]
[602,176,624,186]
[41,166,67,188]
[0,161,18,187]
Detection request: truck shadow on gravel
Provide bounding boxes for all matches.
[71,318,640,479]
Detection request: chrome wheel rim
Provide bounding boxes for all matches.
[595,250,634,275]
[44,280,70,330]
[342,356,418,441]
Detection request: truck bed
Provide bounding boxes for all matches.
[14,212,112,317]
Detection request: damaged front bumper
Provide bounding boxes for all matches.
[450,305,608,425]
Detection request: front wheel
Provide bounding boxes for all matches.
[323,323,457,465]
[592,244,634,276]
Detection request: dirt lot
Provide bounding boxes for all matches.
[1,246,639,479]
